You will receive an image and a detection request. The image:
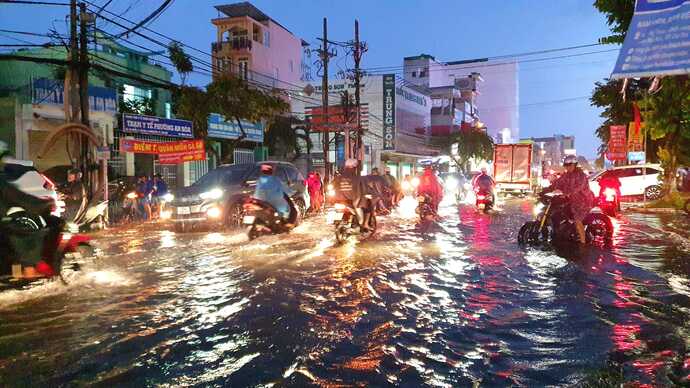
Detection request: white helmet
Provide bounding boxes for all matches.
[345,158,358,168]
[563,155,578,166]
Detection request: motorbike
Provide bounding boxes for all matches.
[0,215,97,290]
[416,193,436,221]
[475,188,494,213]
[597,187,619,218]
[243,196,300,240]
[518,192,613,247]
[327,199,377,244]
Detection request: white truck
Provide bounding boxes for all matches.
[492,144,533,196]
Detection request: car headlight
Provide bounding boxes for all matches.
[200,188,223,200]
[163,193,174,202]
[126,192,137,199]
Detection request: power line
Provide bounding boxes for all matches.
[0,0,69,5]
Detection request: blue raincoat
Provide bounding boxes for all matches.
[253,175,293,218]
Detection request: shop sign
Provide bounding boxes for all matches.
[382,74,396,151]
[208,113,263,143]
[119,139,205,164]
[628,151,646,162]
[122,113,193,139]
[32,78,117,113]
[612,0,690,78]
[627,121,645,152]
[396,87,427,106]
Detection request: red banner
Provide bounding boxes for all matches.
[119,139,206,164]
[306,104,369,132]
[607,125,627,161]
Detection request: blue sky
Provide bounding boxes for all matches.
[0,0,619,158]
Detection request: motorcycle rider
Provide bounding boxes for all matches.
[542,154,594,245]
[135,175,153,220]
[333,158,371,231]
[253,163,295,223]
[383,167,401,206]
[61,167,86,222]
[472,167,496,202]
[365,168,390,214]
[417,165,444,213]
[0,142,63,278]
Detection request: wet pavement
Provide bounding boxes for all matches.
[0,197,689,387]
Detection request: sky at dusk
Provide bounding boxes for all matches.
[0,0,620,158]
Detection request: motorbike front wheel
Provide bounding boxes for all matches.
[335,224,348,245]
[585,213,613,247]
[247,225,260,241]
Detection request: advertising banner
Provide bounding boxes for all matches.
[122,113,193,139]
[627,121,645,152]
[382,74,396,151]
[207,113,263,143]
[119,139,205,164]
[32,78,117,113]
[612,0,690,78]
[607,125,628,161]
[306,104,369,132]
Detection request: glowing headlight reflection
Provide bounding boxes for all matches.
[200,188,223,200]
[533,203,545,217]
[445,178,458,189]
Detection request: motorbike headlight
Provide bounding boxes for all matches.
[445,178,457,189]
[206,206,222,218]
[200,188,223,200]
[126,192,137,199]
[533,203,545,217]
[334,203,346,210]
[163,193,174,202]
[401,181,411,191]
[411,177,420,188]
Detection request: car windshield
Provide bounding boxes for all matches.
[191,165,253,191]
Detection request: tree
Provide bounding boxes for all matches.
[593,0,635,44]
[434,129,494,174]
[168,41,193,85]
[264,116,311,160]
[119,97,155,116]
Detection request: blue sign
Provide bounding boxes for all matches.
[122,113,193,139]
[207,113,264,143]
[612,0,690,78]
[628,151,646,162]
[32,78,117,113]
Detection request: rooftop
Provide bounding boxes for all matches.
[214,2,294,35]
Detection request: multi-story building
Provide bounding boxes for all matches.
[211,2,307,88]
[521,134,576,177]
[403,54,519,143]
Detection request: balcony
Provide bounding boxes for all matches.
[212,37,253,54]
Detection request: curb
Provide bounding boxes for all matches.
[626,207,683,214]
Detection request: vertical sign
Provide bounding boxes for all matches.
[607,125,628,161]
[382,74,396,151]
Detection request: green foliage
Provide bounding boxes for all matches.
[168,42,193,85]
[593,0,635,44]
[119,97,155,116]
[435,129,494,173]
[590,79,632,156]
[264,116,311,159]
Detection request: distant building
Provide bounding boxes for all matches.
[211,2,308,88]
[402,54,519,143]
[521,134,576,176]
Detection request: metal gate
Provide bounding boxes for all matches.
[153,161,178,189]
[234,149,254,165]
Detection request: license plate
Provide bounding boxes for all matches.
[326,211,343,224]
[478,204,485,210]
[177,206,190,215]
[243,215,256,224]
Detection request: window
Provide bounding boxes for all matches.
[264,31,270,47]
[275,165,290,183]
[645,168,661,175]
[238,59,248,80]
[289,60,294,73]
[165,103,171,119]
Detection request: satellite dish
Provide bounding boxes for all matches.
[303,84,315,96]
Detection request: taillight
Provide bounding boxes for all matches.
[42,174,55,190]
[477,195,486,200]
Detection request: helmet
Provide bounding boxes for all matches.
[563,155,578,166]
[345,158,358,169]
[260,163,274,174]
[68,168,81,176]
[480,167,487,174]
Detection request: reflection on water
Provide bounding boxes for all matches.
[0,201,689,386]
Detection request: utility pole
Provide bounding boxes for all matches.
[319,17,331,182]
[68,0,80,124]
[353,19,364,173]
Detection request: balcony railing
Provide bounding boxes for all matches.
[212,37,253,53]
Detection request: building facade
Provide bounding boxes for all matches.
[521,134,576,177]
[211,2,306,88]
[403,54,519,143]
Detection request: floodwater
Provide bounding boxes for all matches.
[0,198,689,387]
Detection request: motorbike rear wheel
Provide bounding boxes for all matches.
[518,221,544,245]
[585,213,613,247]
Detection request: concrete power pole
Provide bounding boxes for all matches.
[320,18,330,182]
[353,19,363,172]
[68,0,80,124]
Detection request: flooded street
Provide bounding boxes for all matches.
[1,198,689,387]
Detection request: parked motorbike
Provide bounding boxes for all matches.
[518,192,613,247]
[416,193,436,221]
[61,191,108,231]
[243,196,300,240]
[597,188,620,218]
[327,201,377,244]
[475,188,494,213]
